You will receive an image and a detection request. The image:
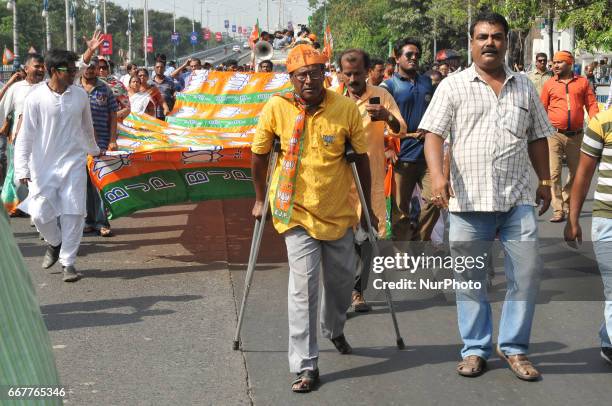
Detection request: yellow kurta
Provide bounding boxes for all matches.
[330,84,407,237]
[251,89,368,241]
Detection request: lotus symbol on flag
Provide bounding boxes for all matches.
[93,156,132,180]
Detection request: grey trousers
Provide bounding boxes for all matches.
[285,227,357,373]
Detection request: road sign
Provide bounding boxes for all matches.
[224,20,229,29]
[171,32,179,45]
[100,34,113,55]
[238,26,242,33]
[232,25,236,33]
[145,36,153,52]
[203,29,211,40]
[190,31,198,45]
[215,32,222,42]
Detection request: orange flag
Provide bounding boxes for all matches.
[3,47,14,65]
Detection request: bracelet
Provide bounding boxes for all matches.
[539,179,553,187]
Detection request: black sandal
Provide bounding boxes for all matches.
[330,334,353,354]
[291,369,319,393]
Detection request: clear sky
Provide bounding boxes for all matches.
[114,0,312,33]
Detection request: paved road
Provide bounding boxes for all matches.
[9,193,612,405]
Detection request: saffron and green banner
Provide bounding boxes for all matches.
[88,71,293,219]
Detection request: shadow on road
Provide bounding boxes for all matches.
[41,295,202,331]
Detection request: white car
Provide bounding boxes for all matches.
[243,41,250,49]
[232,45,241,52]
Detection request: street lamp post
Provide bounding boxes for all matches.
[127,6,133,62]
[7,0,18,66]
[43,0,51,51]
[103,0,107,34]
[71,1,77,53]
[65,0,72,51]
[143,0,149,67]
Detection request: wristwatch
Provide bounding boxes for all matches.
[539,179,553,187]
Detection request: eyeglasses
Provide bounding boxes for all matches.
[98,65,109,70]
[56,67,78,74]
[292,71,323,82]
[403,51,420,60]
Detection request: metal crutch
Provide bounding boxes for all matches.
[233,138,281,350]
[345,143,406,350]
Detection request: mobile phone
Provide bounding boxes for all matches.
[369,97,380,104]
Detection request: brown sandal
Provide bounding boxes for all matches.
[457,355,486,377]
[496,346,540,381]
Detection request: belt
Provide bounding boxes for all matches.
[555,128,583,136]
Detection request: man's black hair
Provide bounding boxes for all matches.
[155,53,167,62]
[337,49,371,71]
[155,58,166,66]
[126,62,137,71]
[386,57,396,66]
[469,11,509,38]
[24,53,44,66]
[45,49,78,76]
[393,37,422,58]
[535,52,547,60]
[203,62,212,69]
[189,58,202,65]
[258,59,273,69]
[370,58,384,68]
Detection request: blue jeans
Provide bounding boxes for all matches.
[449,205,540,359]
[592,217,612,348]
[86,173,110,230]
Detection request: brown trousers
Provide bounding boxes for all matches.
[392,161,440,241]
[548,131,583,216]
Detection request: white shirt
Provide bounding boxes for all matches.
[120,73,132,89]
[0,80,36,136]
[419,64,555,212]
[14,82,100,221]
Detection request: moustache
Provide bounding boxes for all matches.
[482,48,498,55]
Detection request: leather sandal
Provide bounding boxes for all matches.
[549,213,566,223]
[496,346,540,381]
[456,355,486,377]
[291,369,319,393]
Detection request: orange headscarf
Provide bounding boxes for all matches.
[553,51,574,65]
[286,44,328,73]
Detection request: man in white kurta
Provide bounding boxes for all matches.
[14,49,100,282]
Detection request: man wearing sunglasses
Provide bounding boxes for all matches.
[251,44,374,393]
[527,53,552,95]
[14,49,100,283]
[380,37,438,242]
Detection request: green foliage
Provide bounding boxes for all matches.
[309,0,610,67]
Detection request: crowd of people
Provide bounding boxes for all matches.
[0,10,611,394]
[251,11,611,392]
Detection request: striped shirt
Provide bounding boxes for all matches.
[581,109,612,218]
[0,208,62,405]
[418,64,555,212]
[78,78,118,150]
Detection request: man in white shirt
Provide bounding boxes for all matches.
[15,49,100,282]
[0,54,46,215]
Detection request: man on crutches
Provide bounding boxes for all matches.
[251,44,376,393]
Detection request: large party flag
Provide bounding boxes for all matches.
[88,70,293,219]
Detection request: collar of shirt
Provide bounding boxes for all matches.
[468,63,516,87]
[554,72,580,83]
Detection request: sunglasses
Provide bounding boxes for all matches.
[403,51,420,60]
[293,71,323,82]
[56,67,78,73]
